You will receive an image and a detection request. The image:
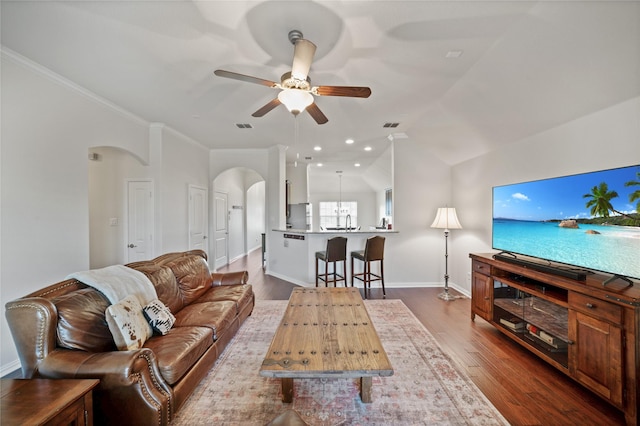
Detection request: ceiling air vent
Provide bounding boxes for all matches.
[383,122,400,128]
[235,123,253,129]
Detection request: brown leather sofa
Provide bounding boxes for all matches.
[5,250,254,425]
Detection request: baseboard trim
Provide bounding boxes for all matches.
[263,271,469,297]
[1,360,21,378]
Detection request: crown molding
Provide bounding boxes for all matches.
[1,46,210,151]
[1,46,151,128]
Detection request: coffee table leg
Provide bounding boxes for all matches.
[360,377,372,403]
[281,378,294,403]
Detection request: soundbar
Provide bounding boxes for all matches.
[493,253,587,281]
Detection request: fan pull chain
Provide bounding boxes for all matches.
[294,116,300,168]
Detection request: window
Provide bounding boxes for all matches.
[385,188,392,217]
[319,201,358,229]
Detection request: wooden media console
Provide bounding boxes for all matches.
[470,253,639,426]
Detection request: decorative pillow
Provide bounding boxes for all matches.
[143,299,176,335]
[105,295,153,351]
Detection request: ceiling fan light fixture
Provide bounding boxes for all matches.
[278,89,314,115]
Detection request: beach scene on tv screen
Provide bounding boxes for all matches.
[493,165,640,280]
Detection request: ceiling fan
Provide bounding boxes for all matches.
[214,30,371,125]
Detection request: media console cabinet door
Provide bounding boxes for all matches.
[471,260,493,321]
[568,309,624,408]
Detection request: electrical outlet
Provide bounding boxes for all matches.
[109,218,118,226]
[284,239,289,248]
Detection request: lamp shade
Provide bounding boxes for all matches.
[430,207,462,230]
[278,89,314,115]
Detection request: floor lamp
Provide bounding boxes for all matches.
[431,207,463,301]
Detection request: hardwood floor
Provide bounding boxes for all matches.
[220,249,625,426]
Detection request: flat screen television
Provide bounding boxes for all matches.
[492,164,640,281]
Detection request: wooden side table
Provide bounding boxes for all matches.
[1,378,99,425]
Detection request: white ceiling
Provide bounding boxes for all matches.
[2,1,639,181]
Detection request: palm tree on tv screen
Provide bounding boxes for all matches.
[624,171,640,214]
[583,182,635,221]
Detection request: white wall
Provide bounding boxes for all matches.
[451,97,640,293]
[386,139,453,286]
[1,53,149,374]
[286,163,308,204]
[160,129,210,253]
[0,52,212,375]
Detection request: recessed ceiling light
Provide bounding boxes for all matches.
[345,138,354,144]
[354,163,361,167]
[446,50,463,58]
[314,146,322,151]
[364,146,372,151]
[317,163,323,167]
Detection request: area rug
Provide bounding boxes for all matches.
[173,300,508,426]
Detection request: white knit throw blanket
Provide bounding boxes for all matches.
[66,265,157,305]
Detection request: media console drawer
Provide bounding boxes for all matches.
[472,260,491,276]
[569,292,622,324]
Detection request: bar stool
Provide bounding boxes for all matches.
[315,236,347,287]
[351,236,385,299]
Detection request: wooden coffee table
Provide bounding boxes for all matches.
[260,287,393,403]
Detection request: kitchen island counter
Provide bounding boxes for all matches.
[267,229,398,285]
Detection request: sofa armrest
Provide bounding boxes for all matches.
[38,348,173,425]
[211,271,248,286]
[5,297,58,379]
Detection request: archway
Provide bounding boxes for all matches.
[212,167,265,270]
[87,146,151,268]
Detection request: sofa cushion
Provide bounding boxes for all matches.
[173,301,236,341]
[53,288,116,352]
[105,295,153,350]
[143,326,213,385]
[133,264,184,314]
[197,285,254,315]
[165,255,213,306]
[143,299,176,335]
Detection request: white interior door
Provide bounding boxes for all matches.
[127,180,154,262]
[189,185,208,256]
[214,191,229,269]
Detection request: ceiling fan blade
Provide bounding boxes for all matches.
[291,39,316,81]
[214,70,278,88]
[252,98,282,117]
[315,86,372,98]
[306,102,328,125]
